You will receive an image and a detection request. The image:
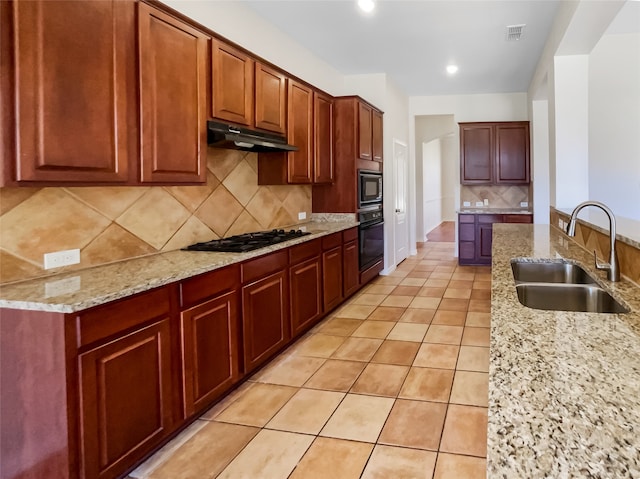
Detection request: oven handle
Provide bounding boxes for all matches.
[359,220,384,230]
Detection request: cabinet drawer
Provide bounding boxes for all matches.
[504,214,533,224]
[477,214,503,224]
[459,214,475,224]
[241,250,288,284]
[289,239,321,265]
[76,286,171,349]
[459,224,475,242]
[180,264,240,308]
[321,232,342,250]
[343,227,358,242]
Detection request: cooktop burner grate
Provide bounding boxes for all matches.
[182,229,311,252]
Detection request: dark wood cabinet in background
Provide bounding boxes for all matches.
[241,251,289,374]
[458,213,533,265]
[460,122,530,185]
[372,109,384,162]
[138,3,208,184]
[322,233,344,311]
[5,0,137,184]
[286,80,314,183]
[358,102,373,160]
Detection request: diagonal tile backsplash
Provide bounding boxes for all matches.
[0,148,311,284]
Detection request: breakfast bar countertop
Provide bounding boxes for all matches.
[489,224,640,478]
[0,218,358,313]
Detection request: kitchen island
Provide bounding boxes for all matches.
[489,224,640,478]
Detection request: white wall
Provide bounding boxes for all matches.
[588,32,640,220]
[531,99,550,224]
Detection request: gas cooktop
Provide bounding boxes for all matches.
[183,229,311,253]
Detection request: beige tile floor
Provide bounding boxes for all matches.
[131,240,490,479]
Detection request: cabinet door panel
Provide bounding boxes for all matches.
[343,240,360,298]
[139,4,207,183]
[80,319,173,479]
[477,223,494,264]
[495,123,530,184]
[242,271,289,373]
[212,39,254,126]
[460,124,493,184]
[357,102,373,160]
[313,91,334,184]
[372,109,383,162]
[323,246,343,311]
[255,63,286,134]
[287,80,313,183]
[181,291,239,416]
[11,0,135,183]
[290,257,322,336]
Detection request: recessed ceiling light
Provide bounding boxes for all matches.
[446,64,459,75]
[358,0,375,13]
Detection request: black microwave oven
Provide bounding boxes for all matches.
[358,169,382,208]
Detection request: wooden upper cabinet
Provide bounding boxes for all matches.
[495,123,530,184]
[8,0,136,183]
[313,91,334,184]
[255,62,287,134]
[358,101,373,160]
[460,121,530,185]
[287,80,314,184]
[372,109,383,162]
[211,38,254,126]
[138,4,208,184]
[460,123,494,184]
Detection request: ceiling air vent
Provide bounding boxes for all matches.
[506,24,526,41]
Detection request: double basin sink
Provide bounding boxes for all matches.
[511,260,629,314]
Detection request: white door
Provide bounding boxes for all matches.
[394,139,409,263]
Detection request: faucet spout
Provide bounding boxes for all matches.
[565,201,620,282]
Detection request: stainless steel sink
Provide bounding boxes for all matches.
[515,283,629,313]
[511,260,597,284]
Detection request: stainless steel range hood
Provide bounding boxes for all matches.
[207,120,298,152]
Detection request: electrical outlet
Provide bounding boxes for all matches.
[483,199,489,206]
[520,201,529,208]
[475,201,483,207]
[43,249,80,270]
[463,201,471,207]
[298,211,307,220]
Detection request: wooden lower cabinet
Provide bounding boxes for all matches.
[290,256,322,337]
[79,318,174,479]
[242,266,289,374]
[343,228,360,298]
[459,213,532,265]
[181,290,239,417]
[323,246,343,311]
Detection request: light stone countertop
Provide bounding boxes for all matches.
[0,219,358,313]
[489,223,640,478]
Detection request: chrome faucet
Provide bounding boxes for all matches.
[566,201,620,282]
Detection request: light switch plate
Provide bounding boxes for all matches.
[483,199,489,206]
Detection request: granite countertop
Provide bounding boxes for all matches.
[489,223,640,478]
[0,218,358,313]
[457,208,533,214]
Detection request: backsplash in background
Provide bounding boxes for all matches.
[460,185,531,209]
[0,149,311,284]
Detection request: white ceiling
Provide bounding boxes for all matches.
[242,0,562,96]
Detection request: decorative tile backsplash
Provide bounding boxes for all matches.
[0,148,311,284]
[551,209,640,286]
[460,185,531,209]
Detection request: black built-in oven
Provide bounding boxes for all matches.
[358,207,384,271]
[358,169,383,209]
